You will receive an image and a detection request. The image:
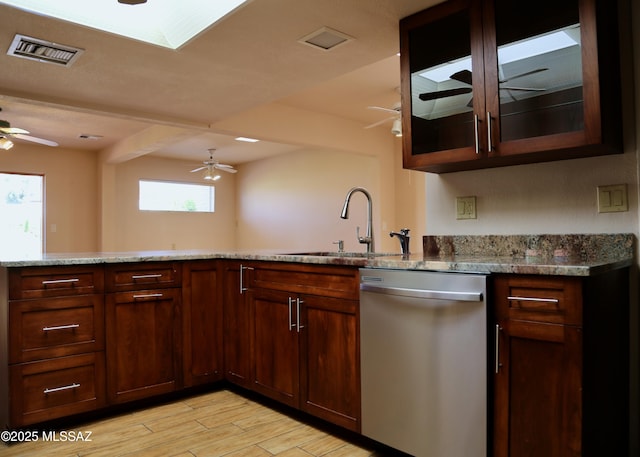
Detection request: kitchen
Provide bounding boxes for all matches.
[0,0,638,456]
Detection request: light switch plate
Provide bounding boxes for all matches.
[456,196,477,220]
[597,184,628,213]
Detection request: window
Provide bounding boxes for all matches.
[0,172,44,258]
[139,180,215,212]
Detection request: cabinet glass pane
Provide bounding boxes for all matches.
[495,0,582,142]
[409,10,474,154]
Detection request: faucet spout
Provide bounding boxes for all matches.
[390,228,411,255]
[340,187,374,253]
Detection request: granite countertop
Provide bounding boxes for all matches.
[0,234,634,276]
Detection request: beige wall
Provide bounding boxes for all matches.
[237,147,385,252]
[108,155,237,251]
[0,144,99,253]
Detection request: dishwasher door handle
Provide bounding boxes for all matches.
[360,283,483,302]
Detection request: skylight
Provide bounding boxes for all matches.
[0,0,250,49]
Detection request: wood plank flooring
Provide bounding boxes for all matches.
[1,389,390,457]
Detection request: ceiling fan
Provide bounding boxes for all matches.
[0,119,59,148]
[190,149,237,180]
[419,68,548,102]
[365,103,402,136]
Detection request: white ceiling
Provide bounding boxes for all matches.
[0,0,441,165]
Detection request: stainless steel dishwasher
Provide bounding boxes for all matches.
[359,268,487,457]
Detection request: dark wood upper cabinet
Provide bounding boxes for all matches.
[400,0,624,173]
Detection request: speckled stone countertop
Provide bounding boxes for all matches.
[0,234,633,276]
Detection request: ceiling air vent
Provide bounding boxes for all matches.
[7,34,84,66]
[298,27,353,51]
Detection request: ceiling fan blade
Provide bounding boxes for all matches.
[367,106,400,114]
[364,116,397,129]
[419,87,472,101]
[500,68,548,84]
[190,166,207,173]
[450,69,473,85]
[12,133,58,147]
[500,86,546,92]
[217,167,237,174]
[0,127,29,134]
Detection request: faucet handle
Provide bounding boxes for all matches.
[356,226,371,245]
[333,240,344,252]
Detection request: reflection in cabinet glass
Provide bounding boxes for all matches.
[495,0,582,142]
[409,8,475,154]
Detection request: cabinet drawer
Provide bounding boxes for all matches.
[9,295,105,363]
[9,265,104,300]
[494,275,582,325]
[252,263,359,299]
[105,262,182,292]
[10,352,106,427]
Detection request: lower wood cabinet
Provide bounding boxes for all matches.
[221,261,253,389]
[105,288,182,404]
[10,353,106,426]
[249,262,361,432]
[182,260,223,387]
[299,293,359,431]
[2,265,106,428]
[493,269,629,457]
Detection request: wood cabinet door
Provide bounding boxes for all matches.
[483,0,619,161]
[222,261,253,388]
[494,319,582,457]
[182,260,223,387]
[250,287,299,408]
[299,294,360,432]
[400,0,487,172]
[106,288,182,404]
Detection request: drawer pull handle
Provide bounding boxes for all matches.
[131,274,163,280]
[133,293,164,299]
[42,324,80,332]
[43,383,80,394]
[508,296,560,304]
[42,278,80,286]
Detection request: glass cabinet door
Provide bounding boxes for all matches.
[404,1,482,157]
[489,0,582,144]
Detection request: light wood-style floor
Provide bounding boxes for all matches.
[1,389,389,457]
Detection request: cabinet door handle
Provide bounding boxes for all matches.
[288,297,296,330]
[131,274,163,280]
[240,264,254,294]
[44,383,80,394]
[296,298,304,333]
[474,113,480,154]
[42,278,79,286]
[495,324,502,374]
[487,111,494,152]
[133,293,163,299]
[507,295,560,304]
[42,324,80,332]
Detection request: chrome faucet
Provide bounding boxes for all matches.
[340,187,374,254]
[390,228,411,255]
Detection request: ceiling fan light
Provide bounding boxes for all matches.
[391,119,402,137]
[0,138,14,150]
[203,168,221,181]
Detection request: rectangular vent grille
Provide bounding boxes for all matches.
[7,34,84,66]
[298,27,353,51]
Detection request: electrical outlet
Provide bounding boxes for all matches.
[597,184,628,213]
[456,196,477,220]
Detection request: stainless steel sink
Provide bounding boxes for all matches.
[286,251,399,258]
